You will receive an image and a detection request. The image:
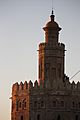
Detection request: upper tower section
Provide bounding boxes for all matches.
[38,11,65,87]
[43,10,61,45]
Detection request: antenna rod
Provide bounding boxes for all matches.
[51,0,54,15]
[52,0,53,10]
[69,70,80,80]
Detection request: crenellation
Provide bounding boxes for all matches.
[12,80,80,95]
[64,74,69,81]
[39,42,45,47]
[71,81,75,89]
[34,80,39,88]
[77,81,80,90]
[28,80,33,90]
[58,42,65,48]
[19,82,23,90]
[12,82,19,93]
[12,81,28,96]
[64,81,80,91]
[23,81,28,90]
[61,43,65,47]
[39,42,46,50]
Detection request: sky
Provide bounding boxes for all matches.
[0,0,80,120]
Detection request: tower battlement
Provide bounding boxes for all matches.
[12,79,80,96]
[64,80,80,91]
[12,80,44,95]
[58,42,65,48]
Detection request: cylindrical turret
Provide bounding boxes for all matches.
[38,11,65,87]
[43,10,61,45]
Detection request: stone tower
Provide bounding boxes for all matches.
[39,10,65,88]
[11,11,80,120]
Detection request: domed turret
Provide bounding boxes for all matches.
[38,10,65,87]
[43,10,61,43]
[46,21,59,28]
[43,10,61,31]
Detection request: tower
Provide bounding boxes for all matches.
[39,10,65,88]
[11,10,80,120]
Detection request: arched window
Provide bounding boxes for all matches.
[22,99,26,109]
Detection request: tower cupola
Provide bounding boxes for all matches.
[43,10,61,44]
[43,10,61,30]
[39,11,65,86]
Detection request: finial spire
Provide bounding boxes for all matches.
[50,0,55,21]
[52,9,53,15]
[52,0,53,13]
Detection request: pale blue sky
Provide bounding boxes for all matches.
[0,0,80,120]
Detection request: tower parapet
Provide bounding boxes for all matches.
[12,82,19,95]
[12,80,80,95]
[11,79,80,120]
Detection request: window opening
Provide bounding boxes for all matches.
[37,114,40,120]
[21,116,23,120]
[19,102,21,108]
[57,115,60,120]
[79,102,80,108]
[24,101,26,108]
[75,115,78,120]
[61,101,64,107]
[41,101,44,107]
[34,101,37,108]
[72,101,75,107]
[16,101,18,111]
